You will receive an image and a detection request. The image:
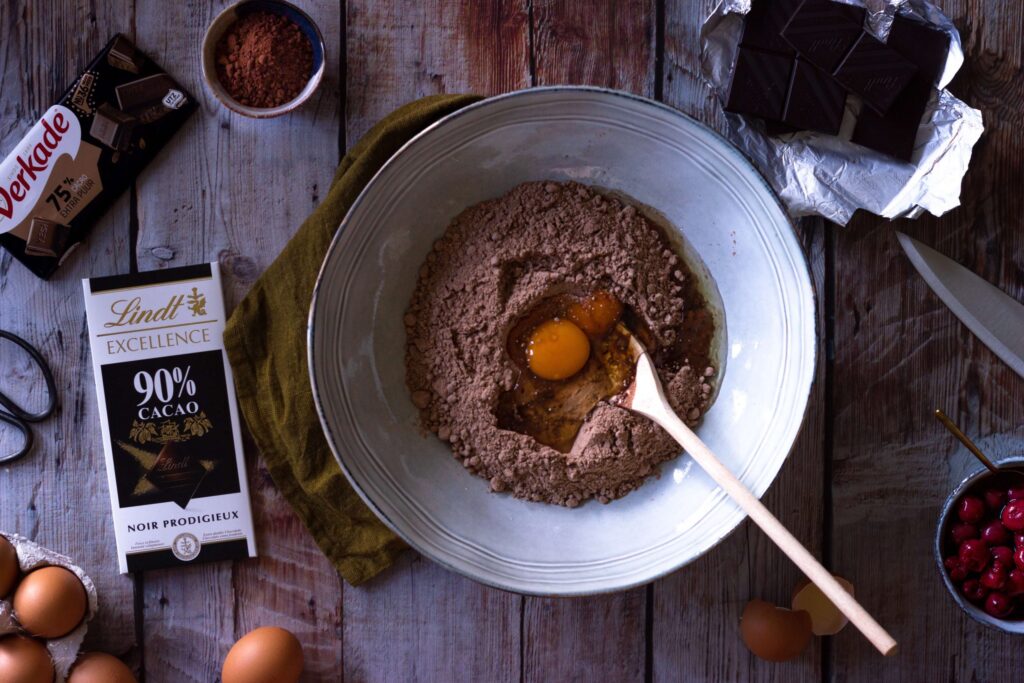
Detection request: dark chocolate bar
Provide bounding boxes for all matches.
[783,59,847,134]
[89,103,136,151]
[740,0,803,56]
[727,0,949,158]
[834,32,918,114]
[781,0,866,71]
[24,218,69,257]
[0,34,195,279]
[725,48,794,121]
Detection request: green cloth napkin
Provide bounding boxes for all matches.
[224,94,481,585]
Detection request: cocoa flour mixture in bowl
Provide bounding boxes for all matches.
[310,88,816,595]
[405,181,718,507]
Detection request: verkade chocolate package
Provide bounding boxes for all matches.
[0,35,195,279]
[83,263,257,573]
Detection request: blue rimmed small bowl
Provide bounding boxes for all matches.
[935,456,1024,633]
[201,0,325,118]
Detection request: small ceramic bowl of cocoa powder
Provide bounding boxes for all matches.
[202,0,325,118]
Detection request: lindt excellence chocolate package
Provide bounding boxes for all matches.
[82,263,257,572]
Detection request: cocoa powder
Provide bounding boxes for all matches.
[405,181,715,507]
[215,12,313,108]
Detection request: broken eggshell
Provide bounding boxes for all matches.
[791,575,855,636]
[740,599,813,662]
[0,532,99,683]
[701,0,983,224]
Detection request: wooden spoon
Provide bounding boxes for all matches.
[616,325,897,656]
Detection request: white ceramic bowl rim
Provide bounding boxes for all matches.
[308,86,817,595]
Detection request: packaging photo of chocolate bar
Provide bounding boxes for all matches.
[83,263,257,573]
[0,34,195,279]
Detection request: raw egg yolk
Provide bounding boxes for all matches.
[567,290,623,336]
[526,319,591,380]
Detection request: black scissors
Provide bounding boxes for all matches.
[0,330,57,464]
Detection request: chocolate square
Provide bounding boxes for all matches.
[107,34,141,74]
[725,48,794,121]
[89,103,136,151]
[834,32,918,114]
[145,441,208,509]
[740,0,803,56]
[885,15,950,85]
[782,0,866,71]
[851,79,932,160]
[24,218,69,258]
[782,59,847,134]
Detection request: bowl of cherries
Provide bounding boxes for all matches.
[936,458,1024,632]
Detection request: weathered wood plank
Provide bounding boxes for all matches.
[341,3,529,681]
[133,1,344,680]
[0,0,138,667]
[531,0,656,92]
[523,591,646,682]
[343,554,520,683]
[656,2,826,679]
[830,1,1024,679]
[521,3,655,681]
[662,0,724,131]
[345,0,531,146]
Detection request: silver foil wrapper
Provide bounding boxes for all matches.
[0,532,99,683]
[701,0,984,225]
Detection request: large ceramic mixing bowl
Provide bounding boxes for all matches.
[309,87,816,595]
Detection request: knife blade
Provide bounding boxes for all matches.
[897,232,1024,380]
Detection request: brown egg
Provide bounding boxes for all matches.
[222,626,303,683]
[0,635,55,683]
[0,535,19,598]
[740,599,813,662]
[791,576,855,636]
[13,566,88,638]
[68,652,137,683]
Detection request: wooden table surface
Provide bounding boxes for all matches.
[2,0,1022,680]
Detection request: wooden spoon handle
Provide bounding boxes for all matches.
[648,405,898,656]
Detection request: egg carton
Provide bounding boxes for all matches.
[0,532,99,683]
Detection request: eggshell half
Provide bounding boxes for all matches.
[740,599,813,662]
[791,576,855,636]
